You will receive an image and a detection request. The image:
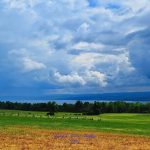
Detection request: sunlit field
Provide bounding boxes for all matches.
[0,110,150,149]
[0,127,150,150]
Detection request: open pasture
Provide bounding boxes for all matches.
[0,127,150,150]
[0,110,150,136]
[0,110,150,149]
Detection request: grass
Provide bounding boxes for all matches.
[0,110,149,149]
[0,109,150,136]
[0,127,150,150]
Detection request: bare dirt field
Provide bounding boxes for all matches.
[0,126,149,150]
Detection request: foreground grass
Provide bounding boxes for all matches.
[0,127,150,150]
[0,110,150,136]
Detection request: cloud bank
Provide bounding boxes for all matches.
[0,0,150,95]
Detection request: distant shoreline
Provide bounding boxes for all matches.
[0,99,150,104]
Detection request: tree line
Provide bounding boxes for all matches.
[0,101,149,115]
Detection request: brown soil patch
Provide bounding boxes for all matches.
[0,126,149,150]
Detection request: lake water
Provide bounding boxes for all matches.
[1,92,150,103]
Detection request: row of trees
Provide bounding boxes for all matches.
[0,101,149,115]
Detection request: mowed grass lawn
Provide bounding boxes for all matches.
[0,109,150,136]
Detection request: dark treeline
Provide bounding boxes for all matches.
[0,101,150,115]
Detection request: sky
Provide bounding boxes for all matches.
[0,0,150,96]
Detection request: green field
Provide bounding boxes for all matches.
[0,109,150,136]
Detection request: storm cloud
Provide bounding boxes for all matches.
[0,0,150,95]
